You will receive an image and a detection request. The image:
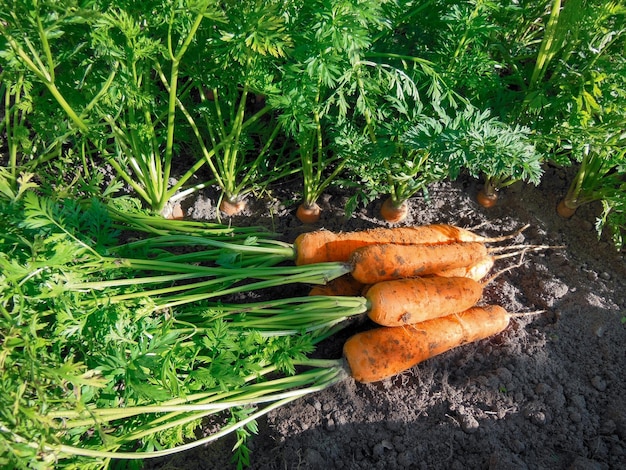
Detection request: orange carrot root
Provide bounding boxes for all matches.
[293,224,528,265]
[557,199,577,218]
[365,277,483,326]
[296,203,322,224]
[380,198,409,223]
[309,275,365,297]
[219,197,246,216]
[350,242,488,284]
[293,230,339,265]
[343,305,509,383]
[477,189,498,208]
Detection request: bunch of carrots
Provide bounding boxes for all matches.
[290,223,551,383]
[32,221,552,466]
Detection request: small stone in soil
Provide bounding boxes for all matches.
[324,417,336,432]
[458,413,480,433]
[591,375,607,392]
[303,448,324,467]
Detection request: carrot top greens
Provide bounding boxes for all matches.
[1,0,626,468]
[0,190,354,469]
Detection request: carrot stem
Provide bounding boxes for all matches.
[174,295,369,335]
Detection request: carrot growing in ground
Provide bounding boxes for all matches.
[343,305,512,383]
[294,224,528,265]
[380,197,409,224]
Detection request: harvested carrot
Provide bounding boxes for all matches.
[293,224,527,265]
[350,242,488,284]
[364,276,483,326]
[432,256,496,281]
[343,305,510,383]
[309,274,365,297]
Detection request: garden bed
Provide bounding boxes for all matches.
[145,166,626,470]
[2,2,625,468]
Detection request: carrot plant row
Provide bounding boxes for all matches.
[1,0,624,246]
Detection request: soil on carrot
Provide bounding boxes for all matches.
[146,166,626,470]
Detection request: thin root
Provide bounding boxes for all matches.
[508,310,546,318]
[482,224,531,243]
[488,243,565,254]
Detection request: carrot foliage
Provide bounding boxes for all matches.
[0,186,352,469]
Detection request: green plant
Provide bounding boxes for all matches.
[0,187,359,469]
[0,71,33,180]
[176,0,297,215]
[0,1,95,135]
[0,8,86,186]
[489,0,625,142]
[276,0,418,223]
[180,82,290,216]
[0,1,228,213]
[346,108,461,222]
[91,2,226,214]
[558,138,625,245]
[458,109,543,207]
[345,105,539,218]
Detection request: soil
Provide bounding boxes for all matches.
[146,166,626,470]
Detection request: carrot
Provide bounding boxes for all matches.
[432,256,495,281]
[309,274,365,297]
[296,203,322,224]
[432,244,564,281]
[380,198,409,223]
[219,197,247,216]
[343,305,510,383]
[349,242,488,284]
[293,224,528,265]
[476,188,498,208]
[364,276,483,327]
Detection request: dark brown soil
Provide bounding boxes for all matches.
[146,166,626,470]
